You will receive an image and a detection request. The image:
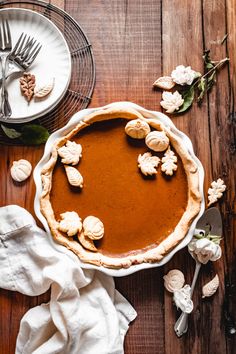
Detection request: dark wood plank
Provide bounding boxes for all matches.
[200,2,230,353]
[226,0,236,353]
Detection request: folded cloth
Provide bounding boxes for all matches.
[0,205,136,354]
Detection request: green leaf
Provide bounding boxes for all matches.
[1,125,22,139]
[197,77,207,103]
[206,62,214,69]
[20,124,49,145]
[176,86,195,114]
[194,71,202,79]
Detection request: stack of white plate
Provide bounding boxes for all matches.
[0,8,72,123]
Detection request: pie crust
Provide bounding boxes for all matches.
[40,106,202,269]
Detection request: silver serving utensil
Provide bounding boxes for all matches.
[174,207,223,337]
[0,33,42,119]
[0,19,12,118]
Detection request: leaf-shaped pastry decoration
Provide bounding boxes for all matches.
[153,76,175,90]
[78,231,97,252]
[58,211,82,237]
[161,147,178,176]
[65,165,83,188]
[58,140,82,165]
[207,178,226,206]
[34,78,55,99]
[138,152,160,176]
[202,274,219,298]
[20,72,36,102]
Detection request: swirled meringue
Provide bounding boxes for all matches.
[163,269,185,293]
[173,285,193,313]
[171,65,196,86]
[188,238,222,264]
[83,216,104,240]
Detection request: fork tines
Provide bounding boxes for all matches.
[0,19,12,49]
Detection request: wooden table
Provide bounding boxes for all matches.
[0,1,235,353]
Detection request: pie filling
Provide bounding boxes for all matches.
[50,119,188,257]
[40,106,201,268]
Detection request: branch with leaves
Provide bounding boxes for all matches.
[153,50,229,114]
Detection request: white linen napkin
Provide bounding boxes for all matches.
[0,205,137,354]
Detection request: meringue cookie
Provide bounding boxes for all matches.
[188,238,222,264]
[83,216,104,240]
[163,269,185,293]
[173,285,193,313]
[171,65,196,86]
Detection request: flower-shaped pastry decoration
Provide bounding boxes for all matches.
[160,91,184,113]
[188,220,222,266]
[171,65,197,86]
[173,285,194,314]
[163,269,185,293]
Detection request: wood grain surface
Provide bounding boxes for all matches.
[0,0,235,353]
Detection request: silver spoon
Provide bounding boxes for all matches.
[174,207,223,337]
[174,260,201,337]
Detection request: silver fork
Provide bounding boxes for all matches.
[6,33,42,78]
[0,19,12,118]
[0,34,42,118]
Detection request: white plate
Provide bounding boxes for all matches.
[34,102,205,277]
[0,8,71,122]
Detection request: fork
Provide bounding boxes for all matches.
[0,34,42,118]
[0,19,12,118]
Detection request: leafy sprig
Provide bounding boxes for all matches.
[176,50,229,113]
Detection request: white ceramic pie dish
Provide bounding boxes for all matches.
[34,102,205,277]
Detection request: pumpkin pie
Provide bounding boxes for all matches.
[40,107,202,269]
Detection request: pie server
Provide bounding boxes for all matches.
[174,207,223,337]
